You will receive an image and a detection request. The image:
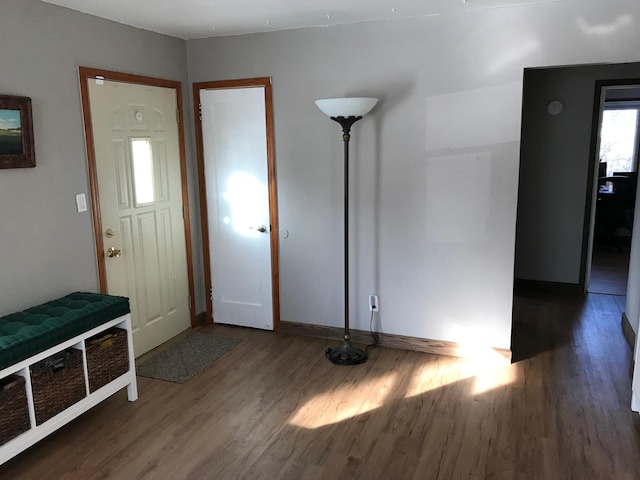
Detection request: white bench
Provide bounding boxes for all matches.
[0,313,137,465]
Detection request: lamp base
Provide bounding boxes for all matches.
[325,340,367,366]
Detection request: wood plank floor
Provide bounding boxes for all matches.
[589,246,630,296]
[2,292,640,479]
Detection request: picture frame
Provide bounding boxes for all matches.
[0,95,35,169]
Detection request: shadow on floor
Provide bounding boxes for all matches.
[511,290,588,363]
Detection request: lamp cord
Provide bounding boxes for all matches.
[365,310,382,356]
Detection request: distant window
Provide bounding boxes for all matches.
[599,108,639,176]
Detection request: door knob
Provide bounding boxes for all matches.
[250,225,267,233]
[107,247,121,258]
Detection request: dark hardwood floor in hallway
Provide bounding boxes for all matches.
[589,246,630,296]
[1,292,639,479]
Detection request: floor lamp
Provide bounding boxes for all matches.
[315,97,378,365]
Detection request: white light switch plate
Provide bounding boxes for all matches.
[76,193,87,213]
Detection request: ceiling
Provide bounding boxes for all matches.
[40,0,563,40]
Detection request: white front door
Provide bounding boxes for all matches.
[87,78,191,356]
[199,86,274,330]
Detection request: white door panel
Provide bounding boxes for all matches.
[88,79,191,356]
[200,87,273,330]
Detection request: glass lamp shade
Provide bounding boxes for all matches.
[315,97,378,118]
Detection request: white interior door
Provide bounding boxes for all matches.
[200,87,273,330]
[88,79,191,356]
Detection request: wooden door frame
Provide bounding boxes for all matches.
[192,77,280,330]
[78,67,197,327]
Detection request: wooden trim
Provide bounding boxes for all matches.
[191,85,213,324]
[78,69,106,293]
[175,80,198,327]
[621,312,636,380]
[78,67,183,90]
[579,81,604,289]
[514,278,584,295]
[192,77,281,330]
[621,312,637,348]
[280,321,513,362]
[193,77,271,90]
[264,79,281,331]
[78,67,197,327]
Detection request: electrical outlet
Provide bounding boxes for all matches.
[369,294,379,312]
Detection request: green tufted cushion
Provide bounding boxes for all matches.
[0,292,130,371]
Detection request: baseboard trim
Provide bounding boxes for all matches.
[621,312,636,380]
[196,312,209,326]
[621,312,636,348]
[280,321,512,362]
[620,312,636,348]
[514,279,583,295]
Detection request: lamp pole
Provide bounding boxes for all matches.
[325,115,367,365]
[314,97,378,366]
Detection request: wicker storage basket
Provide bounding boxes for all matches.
[86,328,129,393]
[0,375,30,445]
[31,349,86,425]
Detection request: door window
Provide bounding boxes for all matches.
[130,137,155,206]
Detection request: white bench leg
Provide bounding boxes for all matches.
[124,315,138,402]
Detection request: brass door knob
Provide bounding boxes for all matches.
[107,247,121,258]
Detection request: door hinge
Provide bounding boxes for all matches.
[198,103,202,121]
[209,287,213,300]
[182,205,185,220]
[176,108,180,125]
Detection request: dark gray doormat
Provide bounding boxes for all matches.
[136,331,240,384]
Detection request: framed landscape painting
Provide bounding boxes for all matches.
[0,95,35,168]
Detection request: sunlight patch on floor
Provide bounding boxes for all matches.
[403,357,466,399]
[289,331,520,429]
[288,371,398,429]
[402,347,516,399]
[455,329,517,395]
[458,346,519,395]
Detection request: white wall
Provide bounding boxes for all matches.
[4,0,640,352]
[187,0,640,351]
[0,0,200,315]
[628,200,640,336]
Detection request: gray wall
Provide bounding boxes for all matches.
[188,0,640,351]
[0,0,199,315]
[188,8,522,350]
[4,0,640,351]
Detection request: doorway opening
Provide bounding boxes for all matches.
[588,85,640,296]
